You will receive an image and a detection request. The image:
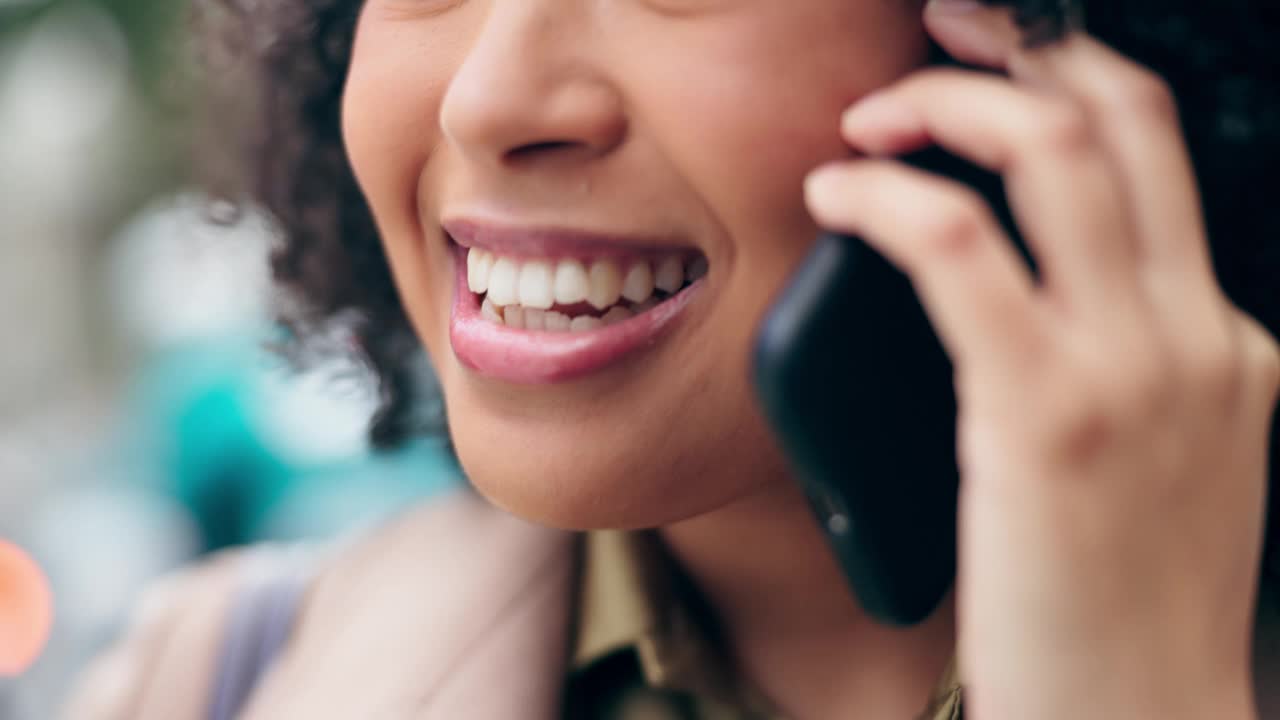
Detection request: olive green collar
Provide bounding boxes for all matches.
[571,529,962,719]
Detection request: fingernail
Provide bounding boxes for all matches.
[804,164,847,209]
[804,165,836,196]
[842,93,921,143]
[926,0,984,13]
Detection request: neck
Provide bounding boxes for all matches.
[659,478,955,720]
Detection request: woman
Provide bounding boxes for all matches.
[68,0,1280,718]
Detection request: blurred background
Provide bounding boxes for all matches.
[0,2,459,717]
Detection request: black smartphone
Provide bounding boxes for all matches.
[753,146,1029,626]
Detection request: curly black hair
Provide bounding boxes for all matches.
[191,0,1279,551]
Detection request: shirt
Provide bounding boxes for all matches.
[564,530,963,720]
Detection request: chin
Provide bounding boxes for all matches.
[444,388,781,531]
[450,418,700,530]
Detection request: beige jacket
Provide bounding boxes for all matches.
[65,491,577,720]
[64,488,1280,719]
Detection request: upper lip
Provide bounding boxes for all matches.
[441,217,696,261]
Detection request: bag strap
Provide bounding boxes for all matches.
[207,547,316,720]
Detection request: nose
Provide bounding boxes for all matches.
[439,3,627,170]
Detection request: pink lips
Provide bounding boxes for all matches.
[446,228,703,385]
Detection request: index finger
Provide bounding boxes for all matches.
[841,70,1142,321]
[924,1,1214,287]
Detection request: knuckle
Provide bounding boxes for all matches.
[1229,311,1280,403]
[1250,332,1280,398]
[1051,386,1119,463]
[917,193,991,258]
[1049,351,1176,462]
[1032,101,1094,155]
[1183,343,1245,408]
[1115,68,1179,122]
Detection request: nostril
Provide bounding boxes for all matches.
[505,140,577,161]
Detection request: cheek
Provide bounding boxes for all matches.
[628,10,930,265]
[342,24,456,360]
[630,15,930,351]
[342,8,473,238]
[342,59,438,239]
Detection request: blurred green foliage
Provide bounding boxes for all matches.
[1,0,187,99]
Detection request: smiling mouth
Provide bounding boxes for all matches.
[466,248,707,331]
[444,220,708,384]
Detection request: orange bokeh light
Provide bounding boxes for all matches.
[0,540,53,677]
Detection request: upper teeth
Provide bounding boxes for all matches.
[518,260,555,310]
[654,256,685,293]
[467,249,701,316]
[621,263,654,303]
[553,260,591,307]
[486,256,520,307]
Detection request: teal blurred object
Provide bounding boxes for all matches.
[124,332,461,553]
[131,338,288,550]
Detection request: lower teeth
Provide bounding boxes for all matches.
[480,286,682,332]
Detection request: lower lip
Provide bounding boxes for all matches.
[449,248,703,384]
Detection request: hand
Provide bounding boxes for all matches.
[803,2,1280,719]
